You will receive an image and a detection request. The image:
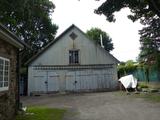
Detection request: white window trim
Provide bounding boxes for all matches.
[69,50,80,64]
[0,56,10,91]
[0,86,9,91]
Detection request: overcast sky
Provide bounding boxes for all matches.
[51,0,143,62]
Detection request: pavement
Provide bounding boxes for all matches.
[21,92,160,120]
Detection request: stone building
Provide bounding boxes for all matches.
[0,23,24,120]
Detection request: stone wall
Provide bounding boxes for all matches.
[0,39,18,120]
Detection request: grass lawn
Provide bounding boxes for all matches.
[16,107,66,120]
[115,91,160,102]
[133,92,160,102]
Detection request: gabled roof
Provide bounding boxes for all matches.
[0,23,25,49]
[26,24,120,65]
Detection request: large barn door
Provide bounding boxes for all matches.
[65,68,115,92]
[66,70,91,92]
[33,71,60,93]
[32,67,116,93]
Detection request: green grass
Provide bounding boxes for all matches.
[16,107,66,120]
[133,93,160,102]
[139,84,149,88]
[114,91,160,102]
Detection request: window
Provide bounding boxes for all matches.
[69,50,79,64]
[69,32,77,40]
[0,57,10,91]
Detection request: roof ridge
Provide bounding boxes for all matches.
[26,24,119,65]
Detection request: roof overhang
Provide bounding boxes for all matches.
[0,23,24,49]
[26,24,120,65]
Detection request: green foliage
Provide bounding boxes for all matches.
[138,37,160,81]
[138,83,149,88]
[138,38,158,63]
[118,60,137,77]
[16,107,66,120]
[86,28,114,52]
[95,0,160,80]
[0,0,58,64]
[95,0,160,53]
[139,18,160,64]
[95,0,160,22]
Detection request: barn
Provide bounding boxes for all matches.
[27,24,119,95]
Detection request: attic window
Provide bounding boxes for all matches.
[69,32,77,40]
[69,50,79,64]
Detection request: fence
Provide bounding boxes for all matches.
[118,66,160,82]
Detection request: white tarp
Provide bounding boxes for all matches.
[119,74,137,89]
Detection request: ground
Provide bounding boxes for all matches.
[21,92,160,120]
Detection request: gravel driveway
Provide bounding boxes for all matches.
[21,92,160,120]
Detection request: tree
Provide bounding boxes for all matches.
[0,0,58,64]
[95,0,160,22]
[118,60,137,78]
[95,0,160,80]
[86,28,114,52]
[139,17,160,50]
[138,38,160,82]
[139,38,158,63]
[95,0,160,49]
[94,0,160,81]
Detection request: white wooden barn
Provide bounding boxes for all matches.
[27,24,119,95]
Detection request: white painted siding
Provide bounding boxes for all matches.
[27,25,119,95]
[28,65,118,95]
[28,69,60,95]
[30,27,117,66]
[48,72,60,92]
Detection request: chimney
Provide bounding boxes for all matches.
[100,34,104,48]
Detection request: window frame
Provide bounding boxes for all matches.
[0,56,10,91]
[69,50,80,65]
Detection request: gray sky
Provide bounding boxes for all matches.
[51,0,143,62]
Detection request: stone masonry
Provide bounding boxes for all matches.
[0,38,18,120]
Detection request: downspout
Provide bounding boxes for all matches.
[16,49,20,113]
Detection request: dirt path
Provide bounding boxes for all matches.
[21,92,160,120]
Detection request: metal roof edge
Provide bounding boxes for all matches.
[26,24,120,65]
[25,24,76,65]
[0,23,25,48]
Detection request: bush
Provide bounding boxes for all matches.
[139,83,149,88]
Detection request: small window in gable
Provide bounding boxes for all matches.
[69,32,77,40]
[0,57,10,91]
[69,50,79,64]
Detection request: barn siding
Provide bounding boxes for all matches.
[28,65,118,95]
[28,25,119,95]
[30,28,116,66]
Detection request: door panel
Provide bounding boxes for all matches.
[66,71,75,91]
[33,71,46,92]
[32,68,115,92]
[34,76,45,92]
[48,72,60,92]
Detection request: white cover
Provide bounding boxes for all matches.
[118,74,137,88]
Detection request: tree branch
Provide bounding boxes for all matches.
[148,0,160,17]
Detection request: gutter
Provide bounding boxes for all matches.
[0,23,29,49]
